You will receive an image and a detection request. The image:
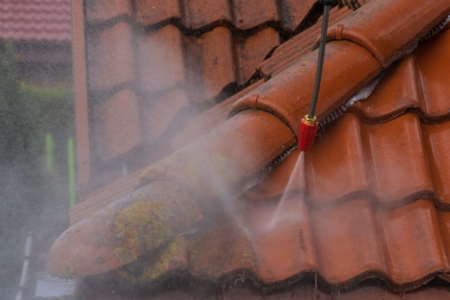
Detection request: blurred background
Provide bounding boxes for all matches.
[0,0,74,299]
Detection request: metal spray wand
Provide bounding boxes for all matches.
[298,0,336,151]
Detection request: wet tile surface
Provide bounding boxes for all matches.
[82,0,354,195]
[69,0,450,297]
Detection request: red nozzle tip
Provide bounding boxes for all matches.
[298,115,318,152]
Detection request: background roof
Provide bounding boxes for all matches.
[0,0,72,42]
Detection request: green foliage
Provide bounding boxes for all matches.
[0,41,73,299]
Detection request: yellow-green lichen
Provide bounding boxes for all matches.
[114,201,173,252]
[142,236,187,281]
[113,247,138,264]
[117,237,188,284]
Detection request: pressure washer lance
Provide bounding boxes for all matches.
[298,0,336,152]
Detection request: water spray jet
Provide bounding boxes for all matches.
[298,0,335,152]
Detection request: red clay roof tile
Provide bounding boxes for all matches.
[136,24,185,93]
[184,27,235,102]
[0,0,72,42]
[133,0,315,31]
[62,0,450,297]
[85,0,132,23]
[170,79,265,151]
[81,0,354,193]
[279,0,317,31]
[424,121,450,206]
[93,90,142,160]
[317,0,450,67]
[235,27,280,85]
[259,6,353,77]
[142,88,190,142]
[86,21,135,91]
[232,0,280,30]
[135,0,181,26]
[182,0,232,29]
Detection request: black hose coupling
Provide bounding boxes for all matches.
[319,0,337,5]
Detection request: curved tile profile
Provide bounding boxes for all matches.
[315,0,450,67]
[64,0,450,297]
[79,197,450,293]
[259,6,353,77]
[133,0,318,31]
[349,30,450,124]
[84,0,331,177]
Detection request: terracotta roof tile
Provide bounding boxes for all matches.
[142,88,190,142]
[378,200,448,285]
[80,0,354,194]
[259,6,353,77]
[135,0,181,26]
[232,0,280,30]
[235,27,280,85]
[136,24,185,93]
[85,0,132,23]
[133,0,317,31]
[424,121,450,206]
[279,0,317,31]
[86,21,135,91]
[181,0,232,29]
[93,90,142,160]
[318,0,450,67]
[307,113,434,206]
[311,199,384,283]
[170,79,265,151]
[69,168,145,225]
[61,0,450,296]
[0,0,72,42]
[184,26,235,102]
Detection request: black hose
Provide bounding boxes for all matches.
[308,3,333,119]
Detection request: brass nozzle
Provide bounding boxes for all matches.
[303,115,317,125]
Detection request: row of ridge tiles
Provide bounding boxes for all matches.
[0,0,72,42]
